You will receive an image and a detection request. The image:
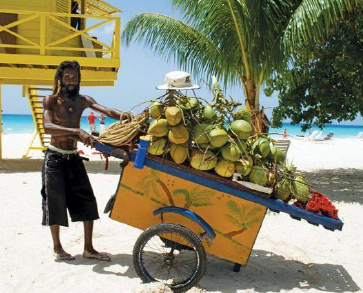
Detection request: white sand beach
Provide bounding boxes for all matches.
[0,133,363,293]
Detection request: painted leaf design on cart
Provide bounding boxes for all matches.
[136,170,175,206]
[173,186,214,209]
[224,201,263,238]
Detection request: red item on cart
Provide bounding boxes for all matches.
[306,191,339,219]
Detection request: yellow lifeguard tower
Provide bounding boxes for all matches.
[0,0,121,159]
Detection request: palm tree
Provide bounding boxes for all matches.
[224,200,263,238]
[122,0,352,132]
[137,169,175,206]
[173,186,214,209]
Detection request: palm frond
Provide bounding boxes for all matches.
[122,13,227,83]
[245,217,262,228]
[173,189,190,201]
[151,183,161,198]
[244,206,263,222]
[150,169,160,179]
[281,0,352,62]
[226,200,243,217]
[224,214,244,228]
[190,196,212,206]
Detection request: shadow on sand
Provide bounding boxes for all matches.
[300,168,363,204]
[65,249,360,292]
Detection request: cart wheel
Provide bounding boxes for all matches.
[133,223,207,292]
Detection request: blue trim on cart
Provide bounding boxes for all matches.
[94,141,114,153]
[93,144,344,232]
[153,206,216,239]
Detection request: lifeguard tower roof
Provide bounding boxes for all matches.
[79,0,121,15]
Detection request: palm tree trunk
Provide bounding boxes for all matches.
[156,179,175,206]
[183,201,191,210]
[224,227,245,238]
[244,77,263,134]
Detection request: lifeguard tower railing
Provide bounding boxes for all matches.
[0,9,120,86]
[0,7,121,158]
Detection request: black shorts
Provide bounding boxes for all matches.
[41,149,99,227]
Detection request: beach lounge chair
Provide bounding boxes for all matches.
[300,130,318,140]
[324,132,334,140]
[308,130,323,140]
[296,130,313,139]
[274,140,291,156]
[312,132,334,141]
[356,132,363,139]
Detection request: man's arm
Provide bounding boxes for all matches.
[43,96,95,146]
[85,95,131,121]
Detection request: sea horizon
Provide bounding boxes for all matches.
[1,113,363,139]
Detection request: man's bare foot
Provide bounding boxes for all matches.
[53,248,75,261]
[83,248,111,262]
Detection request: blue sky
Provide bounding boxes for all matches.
[1,0,362,126]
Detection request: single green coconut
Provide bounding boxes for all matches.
[236,156,253,176]
[269,145,285,164]
[149,102,163,119]
[221,143,242,162]
[230,120,252,139]
[215,159,236,177]
[147,138,168,156]
[203,105,217,120]
[192,123,213,144]
[147,119,169,137]
[292,176,310,203]
[190,150,218,171]
[168,124,190,144]
[252,138,271,158]
[275,178,291,201]
[209,128,228,148]
[234,108,252,123]
[177,98,192,110]
[170,143,188,164]
[189,98,199,108]
[259,138,271,158]
[165,106,183,126]
[249,166,268,186]
[198,143,217,150]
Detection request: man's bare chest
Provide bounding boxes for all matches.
[53,98,85,127]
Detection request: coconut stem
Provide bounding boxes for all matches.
[167,90,176,106]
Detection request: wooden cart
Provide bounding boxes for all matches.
[95,142,344,292]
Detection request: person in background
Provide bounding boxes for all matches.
[87,112,97,134]
[70,1,81,30]
[99,114,106,132]
[283,129,288,139]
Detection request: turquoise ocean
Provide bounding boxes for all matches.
[2,114,363,139]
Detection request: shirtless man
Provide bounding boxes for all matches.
[42,60,130,261]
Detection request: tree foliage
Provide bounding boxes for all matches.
[265,6,363,131]
[121,0,352,132]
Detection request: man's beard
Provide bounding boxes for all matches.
[60,84,80,98]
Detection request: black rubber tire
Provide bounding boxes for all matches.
[133,223,207,292]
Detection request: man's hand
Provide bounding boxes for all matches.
[121,112,132,122]
[77,129,96,147]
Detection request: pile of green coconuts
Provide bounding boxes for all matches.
[145,78,310,204]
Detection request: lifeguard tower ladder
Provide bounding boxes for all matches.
[0,0,121,159]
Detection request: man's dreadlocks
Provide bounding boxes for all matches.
[53,60,81,95]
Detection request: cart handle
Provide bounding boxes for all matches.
[153,206,216,240]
